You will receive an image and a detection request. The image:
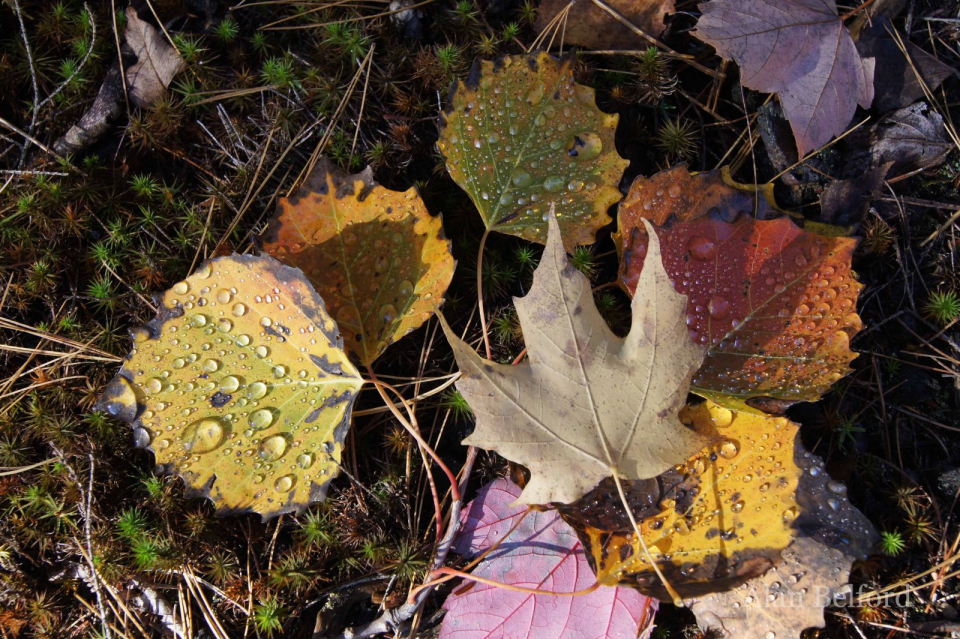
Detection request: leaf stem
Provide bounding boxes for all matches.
[476,228,493,360]
[365,368,461,502]
[428,567,601,597]
[610,471,684,607]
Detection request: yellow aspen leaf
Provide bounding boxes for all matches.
[685,432,877,639]
[438,52,628,248]
[262,158,455,366]
[441,212,707,506]
[559,401,802,599]
[97,254,363,518]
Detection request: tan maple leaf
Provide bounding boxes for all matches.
[125,7,186,108]
[441,212,708,505]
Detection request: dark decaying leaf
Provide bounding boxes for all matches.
[438,52,628,247]
[820,164,891,226]
[97,255,363,518]
[695,0,873,156]
[124,7,186,108]
[856,19,958,113]
[439,478,657,639]
[842,102,954,178]
[534,0,675,50]
[261,158,455,366]
[615,165,863,413]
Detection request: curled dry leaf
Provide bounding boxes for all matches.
[438,52,628,248]
[534,0,675,50]
[441,212,707,505]
[559,401,802,600]
[686,439,877,639]
[97,255,363,518]
[615,165,863,414]
[694,0,874,156]
[440,478,657,639]
[262,157,455,366]
[124,7,186,108]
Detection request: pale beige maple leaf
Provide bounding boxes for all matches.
[442,213,708,505]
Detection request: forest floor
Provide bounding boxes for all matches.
[1,0,960,637]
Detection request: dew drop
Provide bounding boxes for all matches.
[248,382,268,400]
[708,296,731,320]
[718,440,739,459]
[258,435,288,461]
[232,303,247,317]
[182,418,226,454]
[272,365,287,378]
[220,375,240,393]
[275,474,295,492]
[255,345,269,358]
[203,359,220,373]
[688,236,717,261]
[380,304,398,324]
[248,408,274,430]
[511,171,532,187]
[145,377,163,394]
[297,452,315,469]
[173,281,190,295]
[543,176,565,192]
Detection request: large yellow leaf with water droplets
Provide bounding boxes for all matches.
[261,158,454,367]
[559,401,802,599]
[438,52,628,247]
[97,255,363,518]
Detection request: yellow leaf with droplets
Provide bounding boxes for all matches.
[438,52,628,247]
[97,254,363,518]
[262,158,454,366]
[559,401,802,599]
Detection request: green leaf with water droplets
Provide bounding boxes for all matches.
[96,254,363,518]
[438,52,628,247]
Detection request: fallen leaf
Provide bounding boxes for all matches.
[97,255,363,518]
[842,102,954,178]
[820,164,891,226]
[125,7,186,108]
[559,401,802,600]
[615,165,863,413]
[261,158,455,366]
[438,52,628,247]
[440,477,657,639]
[695,0,874,156]
[856,19,958,113]
[686,437,877,638]
[534,0,675,50]
[441,212,707,505]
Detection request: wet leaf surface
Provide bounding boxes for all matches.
[442,212,706,505]
[616,166,863,413]
[686,441,877,638]
[438,52,628,247]
[262,158,454,366]
[695,0,874,156]
[97,255,363,518]
[440,478,656,639]
[560,401,802,600]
